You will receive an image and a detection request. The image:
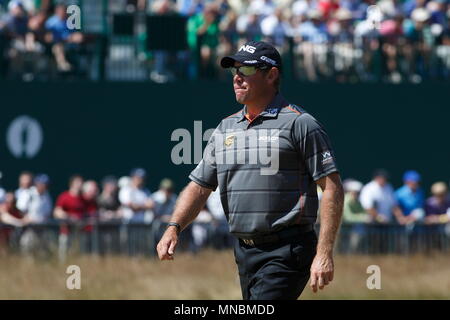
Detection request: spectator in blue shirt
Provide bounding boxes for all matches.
[44,4,84,72]
[395,170,425,224]
[45,6,71,43]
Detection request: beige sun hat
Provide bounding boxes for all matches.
[335,8,353,21]
[431,182,448,195]
[411,8,431,22]
[307,9,323,20]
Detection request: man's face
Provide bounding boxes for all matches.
[5,192,15,206]
[232,62,271,105]
[70,177,83,193]
[83,182,98,200]
[19,174,33,189]
[375,176,387,187]
[36,183,47,194]
[103,182,117,194]
[56,5,67,20]
[132,175,144,188]
[406,180,419,191]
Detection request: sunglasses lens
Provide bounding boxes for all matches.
[240,66,256,76]
[230,66,257,77]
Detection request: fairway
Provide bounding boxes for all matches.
[0,250,449,300]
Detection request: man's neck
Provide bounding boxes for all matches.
[245,92,278,121]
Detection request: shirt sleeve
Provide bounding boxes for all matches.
[55,193,66,209]
[189,127,219,190]
[119,188,131,205]
[359,185,375,210]
[292,113,339,181]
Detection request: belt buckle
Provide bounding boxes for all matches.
[243,239,255,246]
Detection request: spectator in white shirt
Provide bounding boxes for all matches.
[260,7,291,46]
[23,174,52,224]
[19,174,52,253]
[359,169,403,223]
[15,171,34,214]
[119,168,154,223]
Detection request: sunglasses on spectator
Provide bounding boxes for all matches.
[230,65,269,77]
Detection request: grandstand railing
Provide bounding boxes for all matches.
[1,221,449,258]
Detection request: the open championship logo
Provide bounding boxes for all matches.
[6,115,43,159]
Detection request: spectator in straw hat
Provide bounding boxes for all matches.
[424,182,450,224]
[343,179,369,223]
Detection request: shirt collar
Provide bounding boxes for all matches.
[237,92,288,123]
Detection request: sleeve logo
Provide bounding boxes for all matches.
[322,151,333,164]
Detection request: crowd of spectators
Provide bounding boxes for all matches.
[341,169,450,225]
[143,0,450,83]
[340,169,450,252]
[0,0,86,80]
[1,0,450,82]
[1,167,449,255]
[0,168,232,255]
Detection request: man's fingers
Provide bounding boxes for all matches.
[168,240,177,255]
[157,237,178,261]
[311,271,334,292]
[318,275,325,289]
[328,271,334,282]
[310,273,318,293]
[157,241,171,260]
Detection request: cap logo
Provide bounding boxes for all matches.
[260,56,276,65]
[239,45,256,54]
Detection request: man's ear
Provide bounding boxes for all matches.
[267,67,279,85]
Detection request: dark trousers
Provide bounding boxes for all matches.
[234,230,317,300]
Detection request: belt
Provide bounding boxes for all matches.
[240,224,314,247]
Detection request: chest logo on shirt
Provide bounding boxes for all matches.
[225,135,236,147]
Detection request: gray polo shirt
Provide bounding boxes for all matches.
[189,93,339,238]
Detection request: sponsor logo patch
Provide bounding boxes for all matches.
[322,151,333,165]
[239,45,256,53]
[225,135,236,147]
[260,55,277,65]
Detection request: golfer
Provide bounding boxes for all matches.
[157,41,344,300]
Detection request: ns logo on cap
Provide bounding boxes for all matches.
[239,45,256,54]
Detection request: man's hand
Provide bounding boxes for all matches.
[310,253,334,293]
[157,227,179,261]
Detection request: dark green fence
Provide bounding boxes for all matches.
[0,82,449,195]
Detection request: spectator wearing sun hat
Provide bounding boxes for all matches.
[343,179,370,223]
[424,182,450,224]
[342,179,370,253]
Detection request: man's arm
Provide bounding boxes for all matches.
[156,181,213,261]
[393,205,409,224]
[310,172,344,293]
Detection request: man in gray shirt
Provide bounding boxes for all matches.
[157,41,344,300]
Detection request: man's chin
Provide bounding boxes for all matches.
[235,95,247,105]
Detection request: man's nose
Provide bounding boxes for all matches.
[234,73,243,84]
